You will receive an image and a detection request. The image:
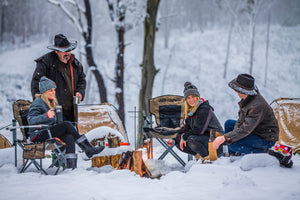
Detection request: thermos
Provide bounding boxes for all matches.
[55,105,63,123]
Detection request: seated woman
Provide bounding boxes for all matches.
[170,82,224,162]
[27,76,104,169]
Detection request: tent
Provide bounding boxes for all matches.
[77,103,129,143]
[271,98,300,153]
[0,134,11,149]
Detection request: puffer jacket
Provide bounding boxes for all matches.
[31,51,86,107]
[224,93,279,144]
[27,97,56,141]
[181,100,224,140]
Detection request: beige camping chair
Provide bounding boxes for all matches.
[271,98,300,153]
[143,95,189,167]
[9,99,66,175]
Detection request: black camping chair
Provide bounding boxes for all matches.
[8,99,66,175]
[143,95,190,167]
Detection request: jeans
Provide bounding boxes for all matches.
[224,119,276,155]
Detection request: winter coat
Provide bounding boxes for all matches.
[224,93,279,144]
[181,100,224,140]
[31,51,86,108]
[27,97,56,141]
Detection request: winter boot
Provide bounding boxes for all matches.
[66,153,77,170]
[76,135,105,159]
[268,143,293,168]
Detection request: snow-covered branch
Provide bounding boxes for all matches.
[46,0,84,34]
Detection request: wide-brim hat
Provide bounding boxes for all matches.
[47,34,77,52]
[228,73,258,96]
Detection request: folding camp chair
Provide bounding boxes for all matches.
[8,99,66,175]
[143,95,189,167]
[271,98,300,154]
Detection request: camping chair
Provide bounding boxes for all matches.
[271,98,300,154]
[8,99,66,175]
[143,95,189,167]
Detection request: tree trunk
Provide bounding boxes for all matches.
[84,0,108,103]
[116,25,125,123]
[249,22,255,75]
[264,11,270,86]
[137,0,160,149]
[224,15,234,79]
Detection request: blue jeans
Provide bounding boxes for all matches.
[224,120,275,155]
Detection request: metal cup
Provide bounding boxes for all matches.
[73,96,80,105]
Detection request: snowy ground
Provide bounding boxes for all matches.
[0,146,299,200]
[0,25,300,200]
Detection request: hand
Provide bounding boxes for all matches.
[47,109,55,118]
[213,136,225,149]
[167,139,173,146]
[76,92,82,101]
[180,139,187,151]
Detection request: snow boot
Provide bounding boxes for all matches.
[268,143,293,168]
[76,135,105,159]
[66,153,77,169]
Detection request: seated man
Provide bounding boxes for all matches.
[213,74,279,155]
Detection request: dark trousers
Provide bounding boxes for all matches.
[63,109,75,122]
[34,121,81,154]
[224,119,275,154]
[176,135,223,157]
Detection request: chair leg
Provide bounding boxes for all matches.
[156,138,186,167]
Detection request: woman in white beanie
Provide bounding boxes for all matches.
[27,76,104,169]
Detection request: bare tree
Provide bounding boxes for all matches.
[264,11,271,86]
[47,0,108,103]
[137,0,160,149]
[105,0,127,123]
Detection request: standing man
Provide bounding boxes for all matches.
[213,74,279,155]
[31,34,86,122]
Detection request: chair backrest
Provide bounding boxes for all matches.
[149,95,185,128]
[271,98,300,153]
[12,99,32,141]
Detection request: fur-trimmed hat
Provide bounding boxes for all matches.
[228,74,257,96]
[47,34,77,52]
[183,81,200,99]
[39,76,56,94]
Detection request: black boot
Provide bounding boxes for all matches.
[76,135,105,158]
[66,153,77,169]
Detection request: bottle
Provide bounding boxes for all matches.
[208,130,218,161]
[55,105,63,123]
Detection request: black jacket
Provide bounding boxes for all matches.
[31,51,86,108]
[182,100,224,140]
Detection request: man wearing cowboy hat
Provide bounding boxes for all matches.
[213,74,279,155]
[31,34,86,122]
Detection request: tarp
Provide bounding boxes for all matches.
[271,98,300,153]
[77,103,129,143]
[0,134,11,149]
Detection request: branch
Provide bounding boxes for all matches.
[106,0,115,21]
[46,0,84,34]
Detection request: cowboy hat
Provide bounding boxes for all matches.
[47,34,77,52]
[228,74,258,96]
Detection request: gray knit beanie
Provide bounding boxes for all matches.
[183,81,200,99]
[39,76,56,94]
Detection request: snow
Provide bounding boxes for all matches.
[0,24,300,199]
